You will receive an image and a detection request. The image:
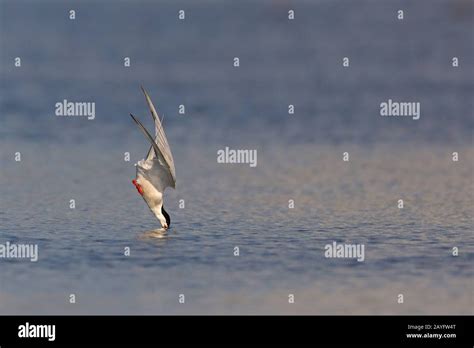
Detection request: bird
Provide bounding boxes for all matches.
[129,87,176,229]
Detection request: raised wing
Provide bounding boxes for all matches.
[130,113,176,190]
[141,87,177,184]
[130,90,176,190]
[130,113,161,162]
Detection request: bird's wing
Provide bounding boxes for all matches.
[130,112,176,190]
[141,87,177,184]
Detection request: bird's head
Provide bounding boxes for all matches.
[152,206,171,229]
[132,179,170,229]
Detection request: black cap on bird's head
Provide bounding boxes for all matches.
[162,206,171,228]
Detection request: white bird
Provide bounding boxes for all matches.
[130,87,176,229]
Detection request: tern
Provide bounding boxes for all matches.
[129,87,176,229]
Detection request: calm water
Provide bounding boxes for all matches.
[0,0,473,314]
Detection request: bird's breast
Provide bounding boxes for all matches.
[136,175,163,208]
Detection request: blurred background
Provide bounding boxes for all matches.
[0,0,473,314]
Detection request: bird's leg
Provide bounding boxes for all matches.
[132,179,144,196]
